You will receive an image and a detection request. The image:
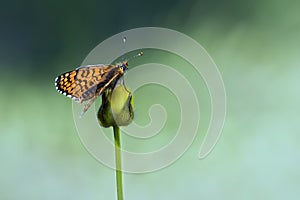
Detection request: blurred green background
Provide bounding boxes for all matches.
[1,0,299,199]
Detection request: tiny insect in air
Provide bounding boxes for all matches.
[54,51,143,116]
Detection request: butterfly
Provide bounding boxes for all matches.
[54,52,143,115]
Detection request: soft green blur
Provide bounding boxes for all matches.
[1,0,300,199]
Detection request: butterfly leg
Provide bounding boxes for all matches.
[80,96,98,117]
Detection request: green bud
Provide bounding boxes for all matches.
[97,85,134,127]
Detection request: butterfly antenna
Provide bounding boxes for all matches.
[121,36,127,61]
[127,51,144,62]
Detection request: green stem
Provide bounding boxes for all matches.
[113,125,124,200]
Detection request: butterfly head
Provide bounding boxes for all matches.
[118,52,143,73]
[119,61,129,72]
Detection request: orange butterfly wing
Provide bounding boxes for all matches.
[55,64,117,103]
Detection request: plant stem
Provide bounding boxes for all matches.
[113,125,124,200]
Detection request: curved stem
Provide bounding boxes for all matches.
[113,125,124,200]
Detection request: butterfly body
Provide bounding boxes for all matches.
[55,61,128,114]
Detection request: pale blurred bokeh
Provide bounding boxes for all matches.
[0,0,299,199]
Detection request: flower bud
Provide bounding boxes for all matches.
[97,85,134,127]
